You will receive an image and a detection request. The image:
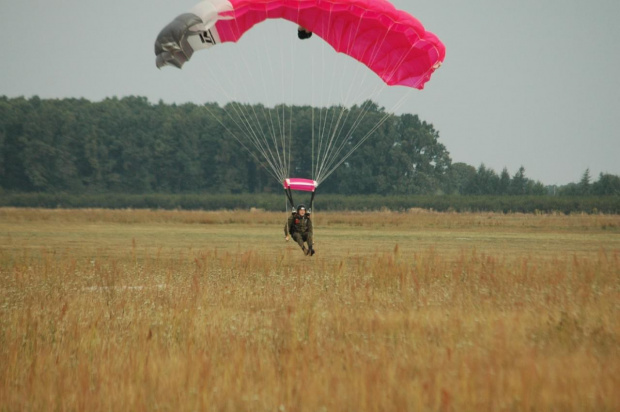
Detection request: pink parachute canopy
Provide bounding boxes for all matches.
[284,178,318,192]
[214,0,445,89]
[156,0,445,88]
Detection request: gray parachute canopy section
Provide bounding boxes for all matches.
[154,13,204,69]
[154,0,233,69]
[155,1,313,69]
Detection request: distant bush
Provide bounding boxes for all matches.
[1,193,619,214]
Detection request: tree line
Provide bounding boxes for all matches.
[1,95,619,197]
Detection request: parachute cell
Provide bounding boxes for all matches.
[284,178,318,192]
[155,0,445,89]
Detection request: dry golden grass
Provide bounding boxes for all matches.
[1,208,619,411]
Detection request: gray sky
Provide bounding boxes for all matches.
[1,0,619,185]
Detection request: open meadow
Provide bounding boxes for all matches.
[1,207,619,411]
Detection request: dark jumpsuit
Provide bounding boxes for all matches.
[284,213,313,252]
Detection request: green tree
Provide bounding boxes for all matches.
[579,168,591,195]
[592,173,620,196]
[444,162,476,195]
[510,166,527,195]
[467,164,499,195]
[498,167,511,195]
[394,113,451,194]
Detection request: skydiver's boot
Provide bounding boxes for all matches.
[302,246,308,255]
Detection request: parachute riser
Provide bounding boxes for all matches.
[283,178,318,215]
[309,191,316,214]
[284,187,316,216]
[285,187,296,210]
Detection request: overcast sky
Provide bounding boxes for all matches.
[1,0,619,185]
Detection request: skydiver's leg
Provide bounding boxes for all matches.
[304,234,313,250]
[292,233,305,252]
[303,234,314,256]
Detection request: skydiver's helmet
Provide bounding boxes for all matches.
[296,205,306,214]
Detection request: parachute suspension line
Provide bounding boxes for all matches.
[284,15,297,180]
[227,104,286,181]
[318,92,411,185]
[289,0,307,181]
[321,3,344,173]
[315,97,380,183]
[231,15,288,181]
[313,14,370,184]
[272,17,287,179]
[317,103,342,178]
[312,3,331,181]
[315,18,421,185]
[318,76,389,175]
[257,105,286,180]
[198,102,280,183]
[291,2,315,184]
[315,63,380,184]
[276,15,294,181]
[244,38,283,175]
[196,61,288,182]
[317,109,378,184]
[196,70,284,179]
[289,4,300,184]
[208,12,291,182]
[211,13,284,181]
[313,14,395,184]
[332,10,369,110]
[216,50,281,176]
[321,37,424,182]
[313,3,339,182]
[315,24,329,180]
[285,187,295,210]
[314,105,349,183]
[320,110,398,184]
[275,15,295,182]
[217,74,285,180]
[319,5,345,166]
[258,13,289,181]
[288,54,294,182]
[322,40,424,179]
[317,79,415,184]
[200,64,282,180]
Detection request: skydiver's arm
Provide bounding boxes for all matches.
[284,215,293,238]
[307,217,313,236]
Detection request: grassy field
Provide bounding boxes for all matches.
[1,208,619,411]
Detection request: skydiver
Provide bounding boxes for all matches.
[284,204,315,256]
[297,25,313,40]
